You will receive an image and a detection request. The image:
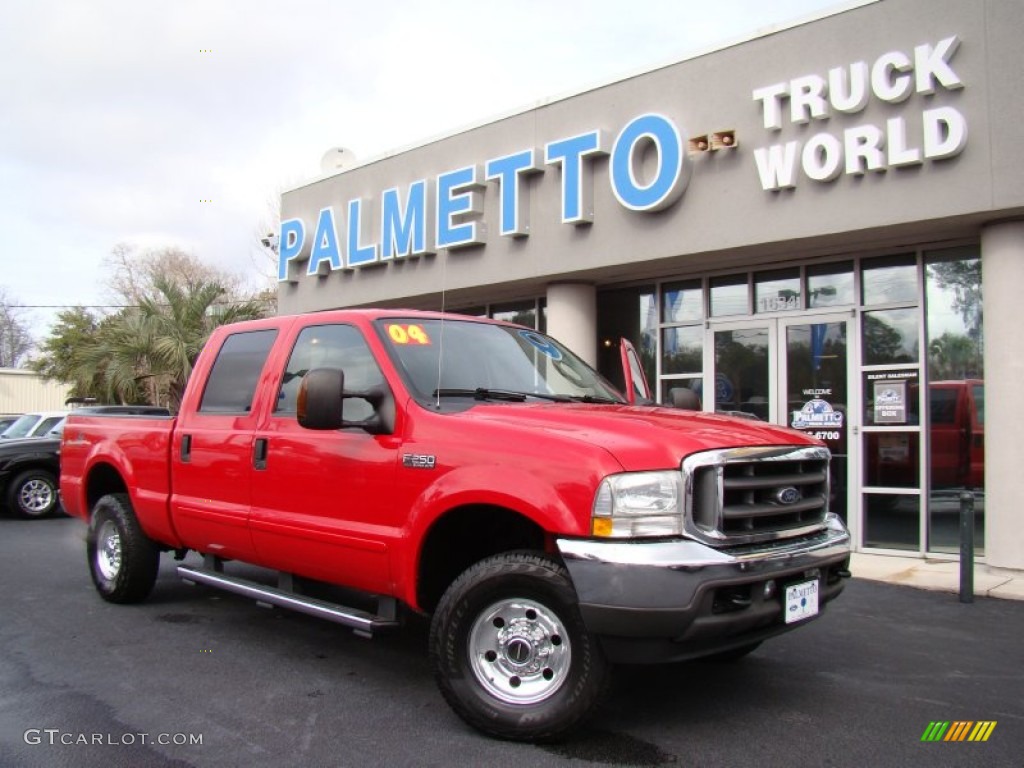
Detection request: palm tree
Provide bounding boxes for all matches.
[138,276,269,408]
[82,276,268,410]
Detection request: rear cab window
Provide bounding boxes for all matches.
[199,330,278,414]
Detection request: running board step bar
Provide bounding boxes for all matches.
[177,565,399,638]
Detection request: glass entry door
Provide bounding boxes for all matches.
[710,323,775,421]
[709,315,856,526]
[779,316,855,526]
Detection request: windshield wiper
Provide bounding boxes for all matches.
[433,388,529,402]
[432,388,621,404]
[432,388,597,403]
[565,394,621,404]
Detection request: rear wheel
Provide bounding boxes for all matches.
[87,493,160,603]
[429,552,609,742]
[7,469,59,518]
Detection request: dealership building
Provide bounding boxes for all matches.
[277,0,1024,571]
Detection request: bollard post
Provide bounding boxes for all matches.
[959,491,975,604]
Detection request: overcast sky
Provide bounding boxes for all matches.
[1,0,847,342]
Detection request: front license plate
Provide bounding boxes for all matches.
[784,579,819,624]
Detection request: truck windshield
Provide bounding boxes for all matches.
[377,318,624,405]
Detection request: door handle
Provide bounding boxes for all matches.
[180,434,192,462]
[253,438,268,470]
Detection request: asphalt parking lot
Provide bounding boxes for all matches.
[1,515,1021,768]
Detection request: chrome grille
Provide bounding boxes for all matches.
[683,446,831,545]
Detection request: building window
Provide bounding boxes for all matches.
[490,300,538,330]
[861,308,920,365]
[861,254,917,305]
[924,246,984,555]
[807,261,854,307]
[661,279,703,323]
[596,286,656,395]
[709,274,749,317]
[658,279,703,406]
[755,268,801,313]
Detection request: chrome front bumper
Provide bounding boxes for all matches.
[556,515,851,663]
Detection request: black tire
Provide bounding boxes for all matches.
[86,493,160,603]
[429,552,609,742]
[7,469,59,519]
[704,641,762,662]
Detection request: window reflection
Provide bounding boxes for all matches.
[862,255,917,305]
[661,326,702,374]
[710,275,748,317]
[755,269,800,313]
[662,280,703,323]
[864,432,920,488]
[491,301,537,330]
[862,308,919,364]
[713,327,769,418]
[925,248,984,554]
[864,493,920,550]
[808,262,854,307]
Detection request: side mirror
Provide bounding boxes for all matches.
[298,368,345,430]
[297,368,394,435]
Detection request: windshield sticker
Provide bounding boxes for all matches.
[387,323,431,345]
[519,330,563,361]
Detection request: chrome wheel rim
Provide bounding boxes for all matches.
[96,520,122,581]
[468,598,571,705]
[19,479,53,515]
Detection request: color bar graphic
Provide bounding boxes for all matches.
[921,721,996,742]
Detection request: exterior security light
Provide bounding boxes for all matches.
[687,135,710,154]
[711,131,738,150]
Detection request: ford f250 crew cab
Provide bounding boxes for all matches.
[60,309,851,741]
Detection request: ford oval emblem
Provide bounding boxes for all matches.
[775,486,801,505]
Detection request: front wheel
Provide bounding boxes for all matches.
[429,552,609,742]
[86,493,160,603]
[7,469,59,518]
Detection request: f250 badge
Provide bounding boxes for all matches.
[402,453,437,469]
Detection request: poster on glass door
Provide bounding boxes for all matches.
[872,380,907,424]
[791,389,844,441]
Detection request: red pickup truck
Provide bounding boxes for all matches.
[60,309,850,741]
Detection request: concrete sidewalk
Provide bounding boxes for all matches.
[851,552,1024,601]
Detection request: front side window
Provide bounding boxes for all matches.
[277,325,386,422]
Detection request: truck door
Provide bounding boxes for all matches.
[248,323,401,593]
[171,327,279,561]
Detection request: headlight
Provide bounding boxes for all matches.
[591,470,682,538]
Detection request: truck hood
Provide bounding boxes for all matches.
[462,402,818,471]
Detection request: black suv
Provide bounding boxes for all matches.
[0,406,170,519]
